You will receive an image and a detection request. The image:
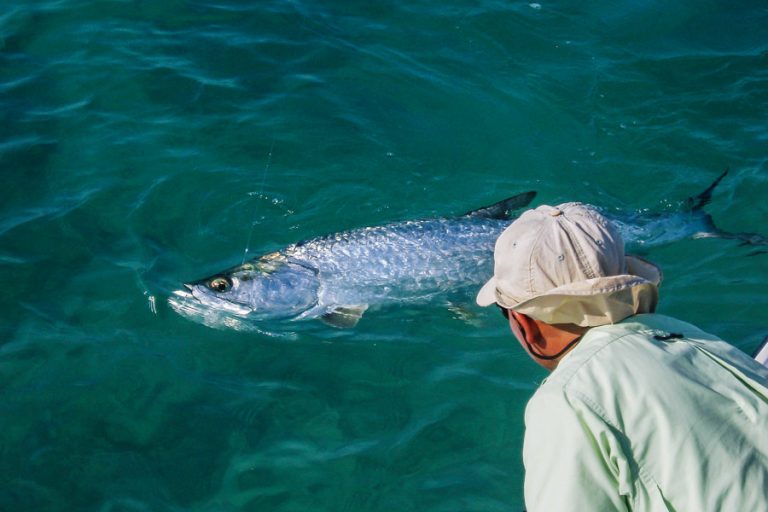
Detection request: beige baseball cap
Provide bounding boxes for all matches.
[476,202,662,327]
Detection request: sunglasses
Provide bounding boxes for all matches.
[497,303,510,319]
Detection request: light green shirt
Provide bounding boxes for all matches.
[523,314,768,511]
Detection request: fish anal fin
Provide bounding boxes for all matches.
[463,191,537,220]
[321,305,368,328]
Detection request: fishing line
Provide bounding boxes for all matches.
[242,143,274,265]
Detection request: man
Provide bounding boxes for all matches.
[476,202,768,511]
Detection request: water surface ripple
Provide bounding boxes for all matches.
[1,1,767,510]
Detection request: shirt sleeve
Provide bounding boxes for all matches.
[522,386,634,512]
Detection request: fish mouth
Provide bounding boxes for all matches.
[167,289,204,319]
[168,289,256,331]
[167,288,199,313]
[172,286,253,317]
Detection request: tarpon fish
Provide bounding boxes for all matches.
[169,171,763,330]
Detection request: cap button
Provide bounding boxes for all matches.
[549,208,563,217]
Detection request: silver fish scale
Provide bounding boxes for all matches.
[282,217,507,303]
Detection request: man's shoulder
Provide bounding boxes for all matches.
[536,314,719,393]
[610,313,720,340]
[533,313,768,413]
[528,315,711,431]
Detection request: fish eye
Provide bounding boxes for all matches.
[208,277,232,293]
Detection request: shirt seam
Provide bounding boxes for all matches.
[567,388,658,509]
[554,329,642,389]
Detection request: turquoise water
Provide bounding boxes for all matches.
[1,1,767,510]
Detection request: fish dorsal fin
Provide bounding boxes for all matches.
[321,305,368,328]
[463,191,537,220]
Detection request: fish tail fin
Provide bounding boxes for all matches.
[464,191,537,220]
[686,168,768,253]
[685,168,728,212]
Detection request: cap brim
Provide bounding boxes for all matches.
[476,254,662,318]
[476,277,498,307]
[625,255,662,286]
[512,280,659,327]
[508,255,663,327]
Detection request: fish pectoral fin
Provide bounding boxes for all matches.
[447,302,475,321]
[321,305,368,328]
[446,302,484,327]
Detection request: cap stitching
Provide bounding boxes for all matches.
[528,222,547,299]
[559,214,597,279]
